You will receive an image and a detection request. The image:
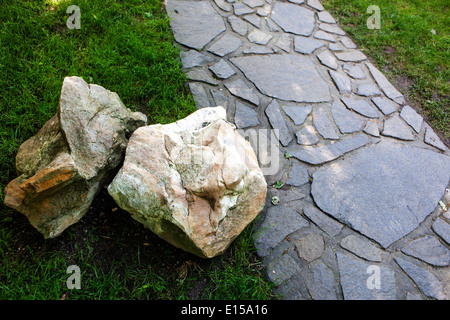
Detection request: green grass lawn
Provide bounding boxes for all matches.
[322,0,449,144]
[0,0,273,300]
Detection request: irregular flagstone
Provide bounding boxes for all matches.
[265,100,293,147]
[234,101,260,128]
[213,0,232,11]
[334,50,367,62]
[286,133,370,165]
[329,42,344,52]
[271,2,316,36]
[400,105,423,133]
[254,205,309,257]
[267,19,281,32]
[313,107,340,140]
[244,14,261,28]
[340,37,357,49]
[286,161,309,186]
[248,29,273,45]
[307,0,324,11]
[317,11,336,24]
[304,262,338,300]
[329,70,352,95]
[296,126,319,146]
[314,30,337,42]
[340,235,383,262]
[357,84,382,97]
[209,59,236,79]
[228,16,248,36]
[233,2,254,15]
[294,36,325,54]
[366,62,404,104]
[230,54,331,103]
[189,82,211,109]
[337,252,396,300]
[432,218,450,245]
[372,97,398,115]
[363,121,380,137]
[180,50,215,69]
[282,105,312,125]
[319,23,346,36]
[317,50,338,70]
[266,253,302,284]
[225,79,260,105]
[210,88,229,108]
[311,140,450,248]
[382,114,415,141]
[341,97,379,118]
[343,63,366,79]
[243,0,265,8]
[186,69,219,85]
[256,6,270,17]
[207,34,242,57]
[303,204,344,237]
[166,0,226,50]
[275,34,292,52]
[395,257,447,300]
[424,126,447,152]
[401,235,450,267]
[331,100,365,134]
[293,232,325,262]
[243,45,273,54]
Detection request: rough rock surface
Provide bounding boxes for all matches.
[108,107,267,258]
[4,76,147,238]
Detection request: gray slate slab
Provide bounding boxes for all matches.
[286,161,309,186]
[319,23,345,36]
[180,50,215,69]
[331,100,365,134]
[266,253,302,284]
[303,204,344,237]
[166,0,226,50]
[395,257,447,300]
[382,114,415,141]
[371,97,398,115]
[357,84,382,97]
[363,121,380,137]
[314,30,337,42]
[313,107,340,140]
[188,82,211,109]
[401,235,450,267]
[343,63,366,79]
[425,127,447,152]
[231,54,331,103]
[286,133,370,165]
[234,101,260,128]
[334,50,367,62]
[317,50,338,70]
[248,29,273,45]
[400,105,423,133]
[294,36,325,54]
[340,235,383,262]
[366,62,404,104]
[282,105,312,125]
[432,218,450,245]
[329,70,352,95]
[317,11,336,24]
[341,97,379,118]
[311,140,450,248]
[271,2,315,36]
[209,59,236,79]
[304,262,338,300]
[207,34,242,57]
[296,126,319,146]
[225,79,260,105]
[265,100,293,147]
[228,16,248,36]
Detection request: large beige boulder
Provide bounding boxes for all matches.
[108,107,267,258]
[4,76,147,238]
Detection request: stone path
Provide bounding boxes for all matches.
[165,0,450,299]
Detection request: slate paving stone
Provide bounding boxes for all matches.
[275,34,292,52]
[303,204,344,237]
[271,2,316,36]
[342,63,366,79]
[287,133,370,165]
[265,100,293,147]
[266,253,302,284]
[395,257,447,300]
[180,50,215,69]
[366,62,404,104]
[382,114,415,141]
[334,50,367,62]
[254,205,309,257]
[432,218,450,245]
[400,105,423,133]
[304,262,338,300]
[313,107,340,140]
[213,0,232,12]
[234,100,260,128]
[340,37,357,49]
[230,54,331,103]
[166,0,226,50]
[357,84,382,97]
[228,16,248,36]
[207,34,242,57]
[371,96,398,115]
[243,0,265,8]
[311,140,450,248]
[294,36,326,54]
[286,161,309,186]
[319,23,346,36]
[188,82,211,109]
[209,59,236,79]
[295,126,320,146]
[244,14,261,28]
[256,6,271,16]
[293,232,325,262]
[340,235,383,262]
[329,43,344,51]
[210,88,229,108]
[186,69,219,85]
[267,19,281,32]
[243,45,273,54]
[225,79,260,105]
[337,252,396,300]
[317,11,336,24]
[233,2,254,15]
[329,70,352,95]
[401,235,450,267]
[288,0,305,4]
[363,121,380,137]
[282,105,312,125]
[307,0,324,11]
[314,30,337,42]
[248,29,273,45]
[331,100,365,134]
[424,126,447,152]
[341,97,379,118]
[317,50,339,70]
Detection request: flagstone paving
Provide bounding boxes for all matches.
[165,0,450,299]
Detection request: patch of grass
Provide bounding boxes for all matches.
[322,0,449,143]
[0,0,273,300]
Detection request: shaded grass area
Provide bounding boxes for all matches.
[322,0,449,144]
[0,0,273,299]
